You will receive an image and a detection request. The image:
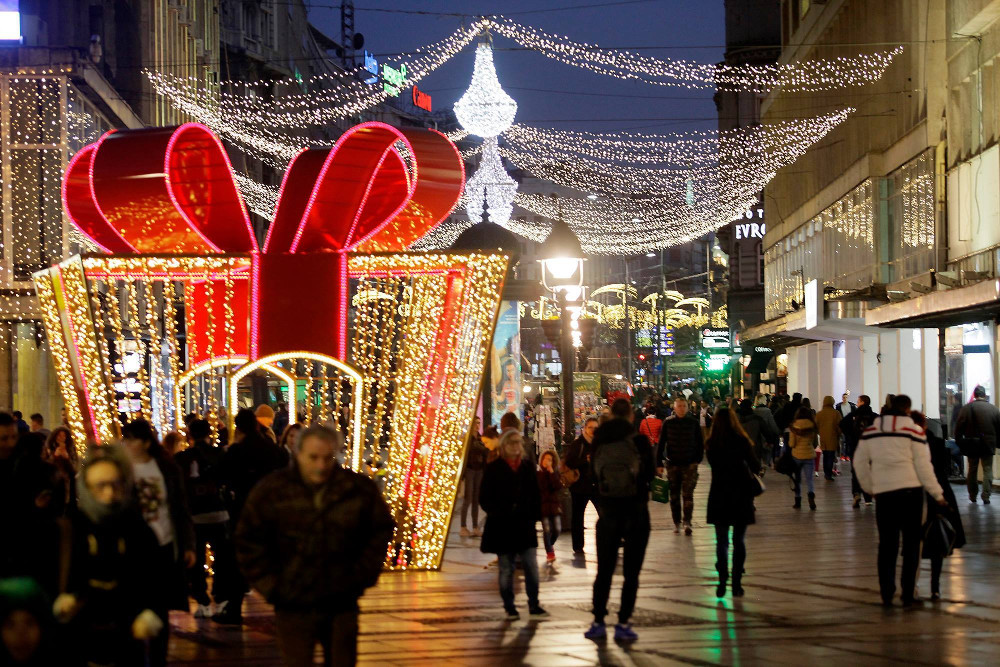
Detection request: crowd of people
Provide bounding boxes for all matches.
[0,404,392,666]
[466,382,999,640]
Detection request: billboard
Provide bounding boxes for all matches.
[490,300,522,424]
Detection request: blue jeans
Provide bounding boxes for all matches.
[498,548,540,611]
[793,458,815,498]
[541,515,560,553]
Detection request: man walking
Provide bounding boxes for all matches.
[854,394,947,606]
[585,398,655,642]
[657,397,704,535]
[841,395,875,507]
[956,385,1000,504]
[564,417,599,554]
[236,425,394,666]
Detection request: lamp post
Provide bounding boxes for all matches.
[539,203,585,445]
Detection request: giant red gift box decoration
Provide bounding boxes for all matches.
[35,121,509,569]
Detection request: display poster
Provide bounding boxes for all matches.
[573,372,602,435]
[490,300,522,425]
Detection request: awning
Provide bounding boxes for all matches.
[865,278,1000,328]
[746,350,774,374]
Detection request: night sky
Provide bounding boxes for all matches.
[307,0,726,135]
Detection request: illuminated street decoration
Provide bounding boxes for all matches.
[36,121,508,570]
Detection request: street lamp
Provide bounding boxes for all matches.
[539,202,585,445]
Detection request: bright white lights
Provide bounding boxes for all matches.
[544,257,580,281]
[465,136,518,225]
[454,41,518,138]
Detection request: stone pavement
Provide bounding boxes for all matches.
[170,464,1000,665]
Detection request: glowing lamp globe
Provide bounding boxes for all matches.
[539,217,585,294]
[455,42,517,138]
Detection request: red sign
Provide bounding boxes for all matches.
[412,85,432,112]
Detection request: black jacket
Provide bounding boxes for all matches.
[463,433,489,472]
[706,435,761,526]
[925,419,965,553]
[479,457,541,554]
[955,398,1000,452]
[590,418,655,508]
[657,414,704,466]
[220,433,290,520]
[174,439,228,520]
[840,404,875,454]
[236,465,394,610]
[563,435,596,494]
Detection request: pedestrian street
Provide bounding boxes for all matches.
[170,464,1000,665]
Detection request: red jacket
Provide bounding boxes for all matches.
[639,416,663,445]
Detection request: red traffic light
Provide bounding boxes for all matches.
[638,353,646,361]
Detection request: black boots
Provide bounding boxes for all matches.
[716,564,727,598]
[808,492,816,510]
[793,496,801,509]
[732,573,744,597]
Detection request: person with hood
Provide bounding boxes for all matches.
[788,407,819,510]
[657,397,704,535]
[461,416,489,538]
[236,425,394,665]
[57,445,164,666]
[955,385,1000,504]
[705,407,762,598]
[121,419,194,665]
[537,449,563,564]
[479,430,546,620]
[564,417,599,553]
[854,394,947,606]
[585,398,655,643]
[910,411,965,601]
[816,396,842,481]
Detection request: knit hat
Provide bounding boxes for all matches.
[255,404,275,426]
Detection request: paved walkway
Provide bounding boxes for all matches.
[170,464,1000,665]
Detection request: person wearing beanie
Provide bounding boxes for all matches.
[254,405,277,443]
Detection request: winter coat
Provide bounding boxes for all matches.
[925,419,965,555]
[638,416,663,445]
[65,506,163,662]
[738,410,765,452]
[955,398,1000,453]
[853,414,944,501]
[148,455,196,610]
[235,464,394,610]
[563,435,596,494]
[753,406,781,445]
[788,418,818,460]
[464,433,489,472]
[591,418,656,509]
[841,404,875,454]
[479,457,541,554]
[657,413,704,466]
[537,468,563,517]
[815,403,842,452]
[706,435,761,526]
[174,440,229,522]
[219,433,289,521]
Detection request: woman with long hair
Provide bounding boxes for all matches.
[789,406,819,509]
[705,407,762,597]
[537,449,563,564]
[44,426,78,507]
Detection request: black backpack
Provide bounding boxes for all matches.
[593,439,641,498]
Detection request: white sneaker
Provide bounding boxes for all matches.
[460,527,471,537]
[194,603,214,618]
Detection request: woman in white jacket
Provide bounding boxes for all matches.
[854,394,947,607]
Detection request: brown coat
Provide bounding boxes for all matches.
[815,407,842,452]
[788,418,818,460]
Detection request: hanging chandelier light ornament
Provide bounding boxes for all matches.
[465,136,518,224]
[454,37,518,138]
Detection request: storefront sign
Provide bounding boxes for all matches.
[734,204,766,240]
[382,63,407,96]
[412,85,432,111]
[703,353,730,372]
[701,327,730,350]
[363,50,379,84]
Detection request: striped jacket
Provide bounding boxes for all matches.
[854,414,944,500]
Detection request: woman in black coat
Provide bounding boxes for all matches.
[479,430,545,619]
[912,412,966,600]
[706,407,762,598]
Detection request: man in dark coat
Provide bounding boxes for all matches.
[657,397,704,534]
[841,394,875,507]
[585,398,654,643]
[563,417,599,553]
[956,385,1000,504]
[479,429,545,620]
[236,425,394,666]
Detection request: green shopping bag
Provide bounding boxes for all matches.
[650,475,670,503]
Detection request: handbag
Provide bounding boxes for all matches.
[559,462,580,486]
[774,447,796,476]
[746,462,766,496]
[922,513,957,559]
[650,474,670,503]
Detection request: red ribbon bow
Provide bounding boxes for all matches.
[62,121,465,361]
